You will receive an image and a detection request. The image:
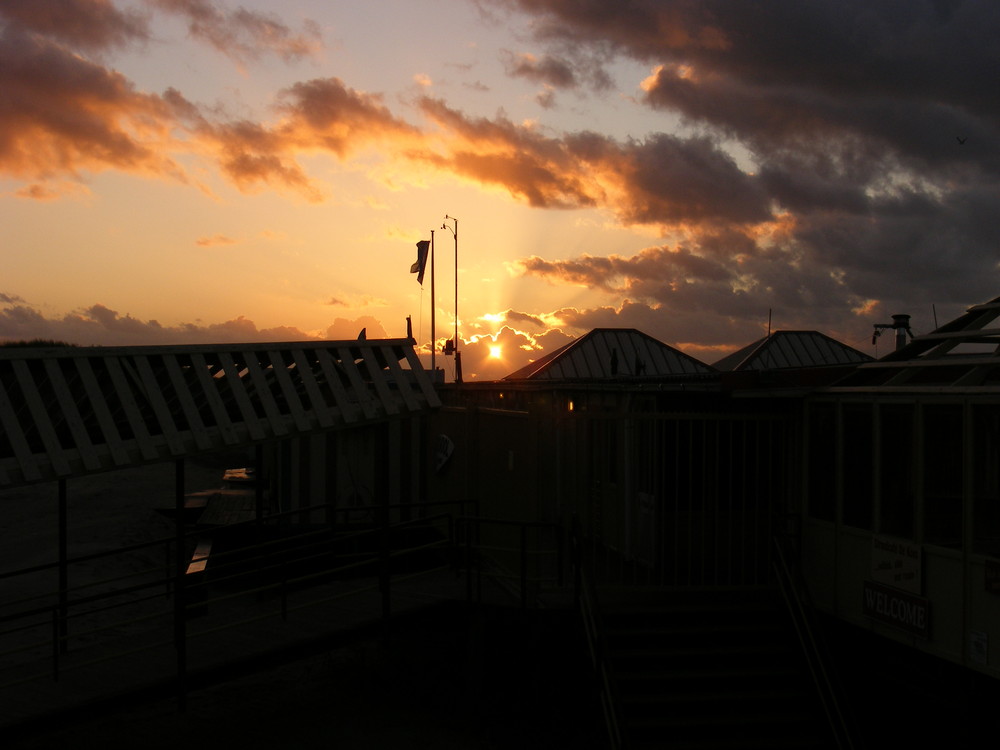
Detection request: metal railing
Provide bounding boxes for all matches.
[455,516,564,608]
[572,517,624,750]
[772,533,859,749]
[0,498,476,723]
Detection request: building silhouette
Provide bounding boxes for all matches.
[3,300,1000,746]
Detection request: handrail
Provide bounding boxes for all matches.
[0,497,477,586]
[0,508,465,698]
[454,516,563,608]
[772,535,858,749]
[572,519,625,750]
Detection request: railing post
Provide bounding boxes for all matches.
[520,524,528,610]
[379,494,390,622]
[464,519,473,602]
[58,478,68,654]
[174,458,187,712]
[51,608,60,681]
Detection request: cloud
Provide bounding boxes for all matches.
[497,309,547,329]
[195,233,238,247]
[151,0,321,68]
[325,295,389,309]
[325,315,389,341]
[0,0,151,52]
[0,26,182,182]
[458,325,574,380]
[470,0,1000,349]
[501,51,578,89]
[0,301,355,347]
[163,77,422,201]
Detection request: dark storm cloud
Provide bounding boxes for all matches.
[492,0,1000,348]
[418,96,769,223]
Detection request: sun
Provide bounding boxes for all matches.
[489,344,502,359]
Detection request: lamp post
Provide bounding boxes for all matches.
[441,215,462,383]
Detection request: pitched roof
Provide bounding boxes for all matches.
[832,294,1000,391]
[713,330,873,372]
[503,328,714,381]
[0,339,439,488]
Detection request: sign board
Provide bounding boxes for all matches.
[871,535,922,594]
[970,630,989,666]
[985,559,1000,595]
[863,580,931,638]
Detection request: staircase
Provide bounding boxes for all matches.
[600,586,837,750]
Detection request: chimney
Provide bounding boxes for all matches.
[872,313,913,352]
[892,314,911,351]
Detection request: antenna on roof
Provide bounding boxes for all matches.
[933,304,939,330]
[767,309,772,337]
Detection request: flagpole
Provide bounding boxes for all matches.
[430,229,436,375]
[442,215,461,383]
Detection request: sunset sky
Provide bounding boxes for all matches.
[2,1,998,379]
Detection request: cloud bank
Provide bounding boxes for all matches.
[3,0,999,372]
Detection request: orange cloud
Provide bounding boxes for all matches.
[0,28,182,182]
[195,233,238,247]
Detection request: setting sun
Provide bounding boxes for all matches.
[489,344,503,359]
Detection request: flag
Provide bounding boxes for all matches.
[411,240,430,285]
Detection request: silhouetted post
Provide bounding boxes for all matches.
[442,215,462,383]
[255,444,264,527]
[379,424,391,622]
[174,459,187,712]
[520,523,528,610]
[57,478,68,654]
[430,230,436,374]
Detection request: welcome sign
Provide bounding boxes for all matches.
[863,580,931,638]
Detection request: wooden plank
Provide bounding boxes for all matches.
[102,357,159,461]
[290,349,334,428]
[336,345,379,420]
[965,302,1000,313]
[401,346,442,407]
[862,356,1000,369]
[190,353,241,445]
[266,349,312,432]
[915,327,1000,341]
[383,349,419,412]
[216,352,266,441]
[0,374,42,482]
[355,344,398,416]
[12,360,72,476]
[43,358,102,472]
[75,357,131,466]
[313,348,363,424]
[239,350,288,437]
[161,354,215,451]
[133,355,186,456]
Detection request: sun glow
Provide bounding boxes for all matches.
[489,344,502,359]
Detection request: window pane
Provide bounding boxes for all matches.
[842,404,874,530]
[923,405,962,548]
[880,404,915,539]
[807,403,836,521]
